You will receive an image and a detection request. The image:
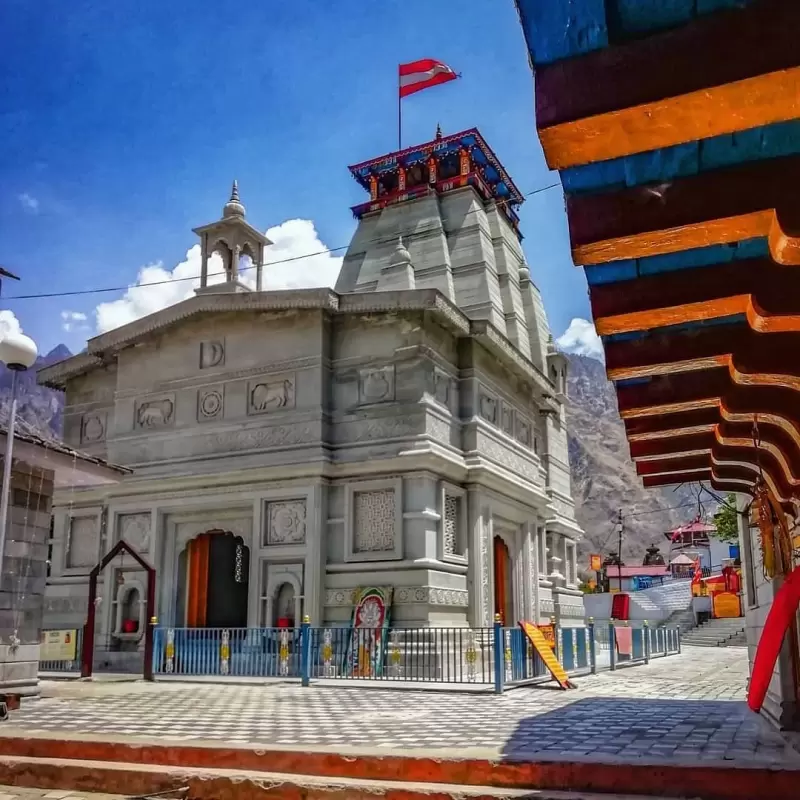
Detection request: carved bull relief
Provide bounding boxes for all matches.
[135,396,175,429]
[248,376,296,414]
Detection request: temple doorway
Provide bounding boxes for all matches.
[177,530,250,628]
[493,535,514,626]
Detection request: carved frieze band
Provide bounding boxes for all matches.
[477,385,534,452]
[325,587,468,607]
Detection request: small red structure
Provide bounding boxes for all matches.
[81,539,156,681]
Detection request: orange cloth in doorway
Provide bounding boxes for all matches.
[615,626,633,657]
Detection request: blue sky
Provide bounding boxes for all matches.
[0,0,596,357]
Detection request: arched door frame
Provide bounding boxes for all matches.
[82,539,156,681]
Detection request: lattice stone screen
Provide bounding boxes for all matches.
[443,494,460,555]
[353,489,395,553]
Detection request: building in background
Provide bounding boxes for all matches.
[39,128,583,671]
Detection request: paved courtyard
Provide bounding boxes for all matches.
[3,646,799,766]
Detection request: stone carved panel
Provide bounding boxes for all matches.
[478,391,497,425]
[81,412,106,444]
[135,395,175,429]
[325,587,468,607]
[517,416,532,448]
[197,387,224,421]
[334,414,421,444]
[433,369,452,408]
[248,375,295,414]
[67,516,97,568]
[353,489,395,553]
[264,499,306,546]
[117,513,151,553]
[501,403,515,436]
[199,340,225,369]
[115,422,318,464]
[443,494,459,556]
[480,525,491,625]
[359,366,395,404]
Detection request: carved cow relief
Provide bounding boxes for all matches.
[134,396,175,429]
[248,376,295,414]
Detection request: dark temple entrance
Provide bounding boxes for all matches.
[182,530,250,628]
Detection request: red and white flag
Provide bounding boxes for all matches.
[399,58,459,98]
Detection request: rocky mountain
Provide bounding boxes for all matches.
[0,345,69,436]
[565,353,707,565]
[0,344,706,566]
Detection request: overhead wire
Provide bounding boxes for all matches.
[3,182,561,302]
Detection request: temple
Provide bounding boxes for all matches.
[38,129,583,672]
[515,0,800,729]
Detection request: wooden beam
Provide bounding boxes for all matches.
[535,0,798,129]
[541,67,800,170]
[567,154,800,265]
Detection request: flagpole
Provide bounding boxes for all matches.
[398,69,402,150]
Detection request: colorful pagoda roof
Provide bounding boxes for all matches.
[515,0,800,514]
[348,128,524,206]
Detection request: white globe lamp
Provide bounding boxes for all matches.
[0,331,39,588]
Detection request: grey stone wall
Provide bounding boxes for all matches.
[0,459,53,695]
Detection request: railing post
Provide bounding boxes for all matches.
[609,622,617,671]
[588,617,597,674]
[301,615,311,687]
[643,620,651,665]
[493,614,504,694]
[676,626,682,655]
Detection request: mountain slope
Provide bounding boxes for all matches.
[565,353,705,563]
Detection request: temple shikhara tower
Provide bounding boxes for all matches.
[38,127,582,672]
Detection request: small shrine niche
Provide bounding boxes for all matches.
[192,181,272,294]
[349,127,524,238]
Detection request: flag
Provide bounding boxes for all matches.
[692,558,703,585]
[399,59,458,98]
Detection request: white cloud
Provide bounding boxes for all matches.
[61,310,89,333]
[557,318,604,360]
[94,218,343,334]
[18,193,39,213]
[0,310,24,339]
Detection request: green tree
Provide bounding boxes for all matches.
[713,494,739,543]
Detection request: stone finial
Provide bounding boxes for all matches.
[223,179,246,218]
[547,333,557,354]
[389,235,412,268]
[435,123,443,140]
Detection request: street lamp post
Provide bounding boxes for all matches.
[0,332,39,588]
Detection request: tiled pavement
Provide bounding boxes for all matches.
[4,646,799,766]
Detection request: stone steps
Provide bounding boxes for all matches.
[0,734,798,800]
[0,756,679,800]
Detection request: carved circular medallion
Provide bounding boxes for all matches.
[199,389,223,419]
[82,414,104,442]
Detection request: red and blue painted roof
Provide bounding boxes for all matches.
[514,0,800,507]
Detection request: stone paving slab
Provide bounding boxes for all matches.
[3,647,797,767]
